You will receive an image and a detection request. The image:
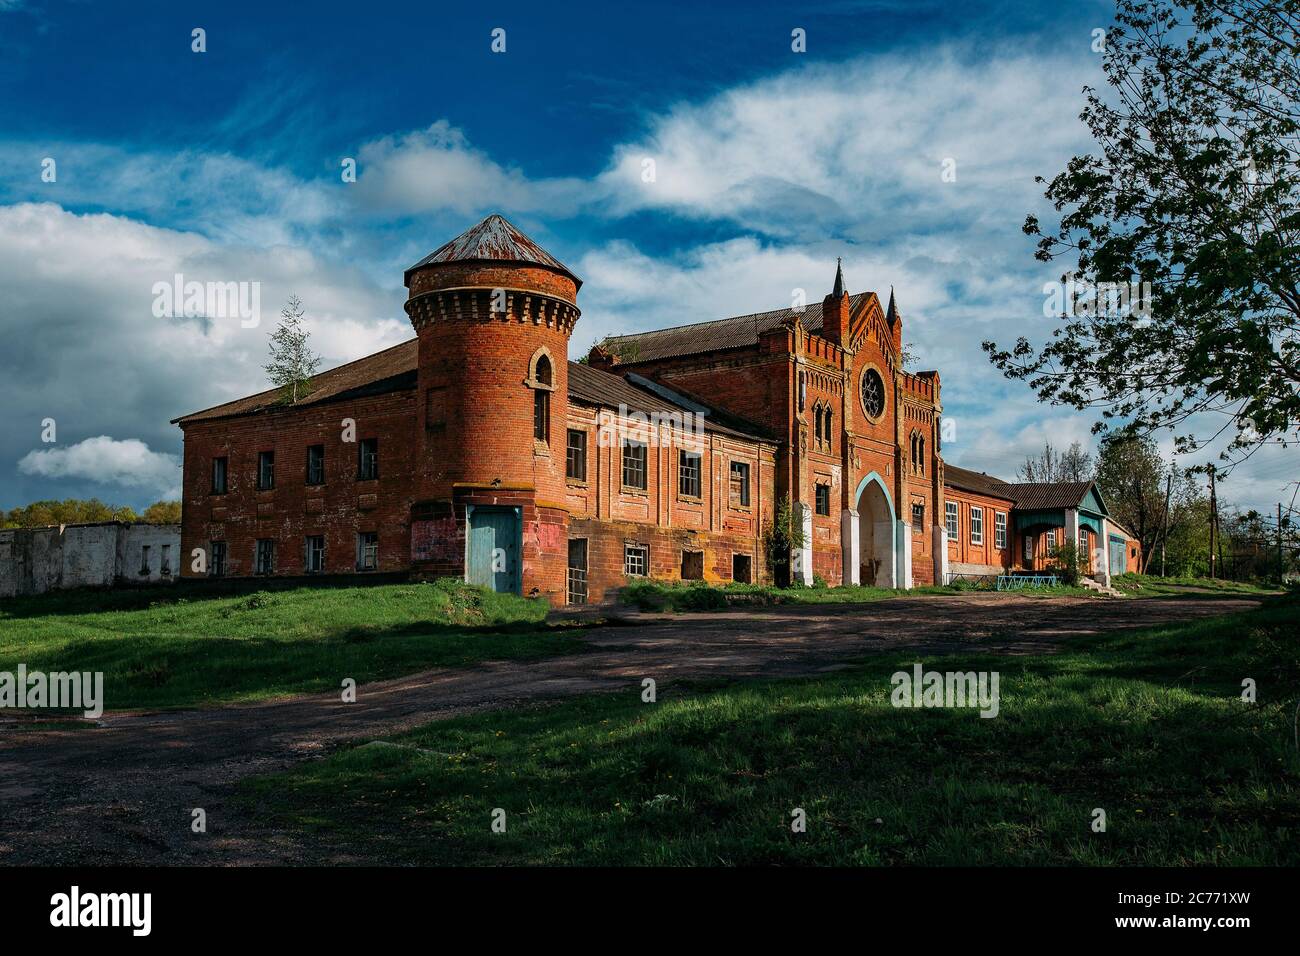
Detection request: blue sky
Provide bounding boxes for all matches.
[0,0,1294,514]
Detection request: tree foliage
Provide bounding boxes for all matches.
[1017,440,1095,482]
[264,294,321,404]
[986,0,1300,465]
[763,494,807,586]
[2,498,180,529]
[1094,432,1206,572]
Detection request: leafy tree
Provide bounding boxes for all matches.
[1049,537,1085,586]
[1094,432,1209,573]
[763,494,807,586]
[141,500,182,524]
[1017,440,1094,482]
[3,498,137,528]
[264,294,321,404]
[986,0,1300,465]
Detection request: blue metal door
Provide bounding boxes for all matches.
[1109,536,1126,576]
[467,506,521,593]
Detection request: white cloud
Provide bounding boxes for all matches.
[18,437,180,497]
[0,202,409,506]
[595,49,1097,236]
[353,121,584,216]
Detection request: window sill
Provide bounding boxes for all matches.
[620,486,649,497]
[566,479,589,488]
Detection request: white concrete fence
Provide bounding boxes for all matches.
[0,522,180,598]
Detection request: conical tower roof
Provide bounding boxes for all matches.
[404,214,581,287]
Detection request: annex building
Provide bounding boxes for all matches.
[174,215,1140,605]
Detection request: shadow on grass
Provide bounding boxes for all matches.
[241,592,1300,866]
[0,573,414,620]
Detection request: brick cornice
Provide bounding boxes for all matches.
[405,286,581,335]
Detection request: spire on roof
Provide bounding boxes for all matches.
[832,257,846,298]
[886,286,899,325]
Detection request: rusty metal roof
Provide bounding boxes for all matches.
[568,363,772,441]
[172,339,420,424]
[944,463,1015,500]
[404,214,580,287]
[175,337,769,442]
[601,292,874,364]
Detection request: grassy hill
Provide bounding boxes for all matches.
[0,580,577,710]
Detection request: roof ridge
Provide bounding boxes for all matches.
[173,338,417,424]
[605,291,871,342]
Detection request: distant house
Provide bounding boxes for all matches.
[943,464,1141,580]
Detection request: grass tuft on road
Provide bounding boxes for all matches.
[621,578,1094,611]
[0,579,577,710]
[241,593,1299,865]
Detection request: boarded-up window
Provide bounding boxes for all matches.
[425,387,447,433]
[681,550,704,580]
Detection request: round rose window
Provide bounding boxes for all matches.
[860,368,885,419]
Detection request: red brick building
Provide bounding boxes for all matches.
[174,214,1138,604]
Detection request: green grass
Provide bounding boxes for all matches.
[0,579,580,710]
[240,594,1300,865]
[1112,573,1282,598]
[620,578,1094,611]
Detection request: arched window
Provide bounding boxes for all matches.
[527,348,555,445]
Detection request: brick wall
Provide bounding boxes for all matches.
[943,486,1015,575]
[179,389,418,579]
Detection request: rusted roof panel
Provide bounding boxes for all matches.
[944,463,1015,500]
[172,340,419,424]
[601,292,873,364]
[568,362,771,441]
[175,337,770,443]
[404,214,579,285]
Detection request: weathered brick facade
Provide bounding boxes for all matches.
[175,215,1139,604]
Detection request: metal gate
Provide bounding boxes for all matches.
[1108,536,1126,577]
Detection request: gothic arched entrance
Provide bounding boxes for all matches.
[854,472,897,588]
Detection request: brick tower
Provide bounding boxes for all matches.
[403,214,581,603]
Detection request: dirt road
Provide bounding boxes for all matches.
[0,592,1257,865]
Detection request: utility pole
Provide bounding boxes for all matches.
[1208,465,1217,579]
[1160,463,1173,578]
[1279,502,1285,584]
